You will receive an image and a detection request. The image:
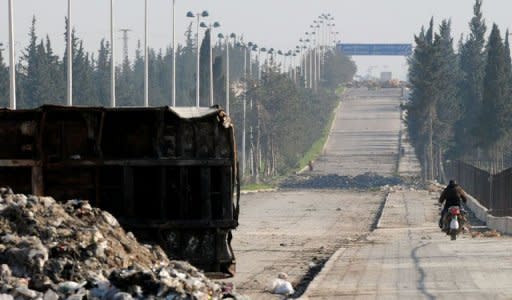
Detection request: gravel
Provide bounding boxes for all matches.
[0,187,240,300]
[280,172,403,190]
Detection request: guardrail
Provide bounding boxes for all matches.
[445,160,512,217]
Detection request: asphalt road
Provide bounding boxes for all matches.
[300,88,512,299]
[228,88,404,298]
[230,190,384,299]
[312,88,402,176]
[302,189,512,300]
[231,88,512,299]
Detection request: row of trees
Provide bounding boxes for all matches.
[0,16,356,179]
[0,18,251,108]
[407,0,512,179]
[231,49,355,178]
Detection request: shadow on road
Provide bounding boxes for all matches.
[411,239,435,300]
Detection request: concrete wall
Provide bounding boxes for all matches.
[466,194,512,235]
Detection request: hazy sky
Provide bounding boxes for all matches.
[1,0,511,79]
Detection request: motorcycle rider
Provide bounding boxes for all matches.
[438,180,468,229]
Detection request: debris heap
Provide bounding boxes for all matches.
[0,188,226,299]
[281,172,403,190]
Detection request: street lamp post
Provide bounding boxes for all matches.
[314,24,321,89]
[241,42,248,176]
[296,43,302,77]
[171,0,176,107]
[277,50,283,73]
[293,51,299,84]
[256,46,262,81]
[218,33,235,114]
[247,42,254,78]
[268,48,275,68]
[110,0,116,107]
[200,21,220,106]
[8,0,16,109]
[259,47,267,75]
[144,0,149,107]
[187,10,209,107]
[67,0,72,106]
[302,45,308,87]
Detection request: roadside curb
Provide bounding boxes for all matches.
[321,100,344,156]
[298,246,347,300]
[240,188,278,195]
[375,191,392,230]
[297,98,344,175]
[299,190,390,299]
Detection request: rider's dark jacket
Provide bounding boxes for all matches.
[438,183,468,207]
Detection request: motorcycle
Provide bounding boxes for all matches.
[442,206,466,240]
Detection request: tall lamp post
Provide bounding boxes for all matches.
[247,42,254,78]
[186,10,209,107]
[144,0,149,107]
[67,0,72,106]
[259,48,267,75]
[218,33,235,114]
[200,21,220,106]
[277,50,283,73]
[239,41,249,176]
[110,0,116,107]
[171,0,176,107]
[8,0,16,109]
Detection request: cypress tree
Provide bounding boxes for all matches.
[199,29,211,106]
[95,39,110,106]
[455,0,487,157]
[45,36,65,105]
[0,46,8,107]
[435,20,460,158]
[478,24,510,168]
[131,40,144,106]
[21,16,40,108]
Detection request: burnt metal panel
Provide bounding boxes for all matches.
[0,105,239,277]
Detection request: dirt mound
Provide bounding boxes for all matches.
[0,188,231,299]
[280,173,403,190]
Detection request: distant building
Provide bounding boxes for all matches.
[380,72,392,82]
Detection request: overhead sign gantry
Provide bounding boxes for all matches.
[337,44,412,56]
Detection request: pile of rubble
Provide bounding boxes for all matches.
[0,188,231,299]
[280,173,403,190]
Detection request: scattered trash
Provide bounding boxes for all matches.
[0,188,236,299]
[266,273,295,296]
[471,229,501,238]
[483,230,501,238]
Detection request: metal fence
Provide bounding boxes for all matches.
[445,161,512,216]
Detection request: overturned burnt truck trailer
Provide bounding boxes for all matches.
[0,105,240,277]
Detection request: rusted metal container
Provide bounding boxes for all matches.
[0,105,240,277]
